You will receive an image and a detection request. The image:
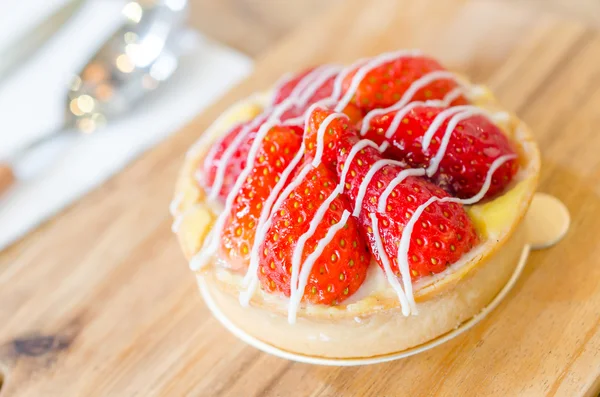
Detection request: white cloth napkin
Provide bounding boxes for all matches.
[0,0,252,250]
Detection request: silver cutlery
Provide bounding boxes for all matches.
[0,0,188,194]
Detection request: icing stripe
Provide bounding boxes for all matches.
[394,154,516,313]
[377,168,426,213]
[240,162,314,306]
[425,107,490,176]
[288,210,352,323]
[194,98,298,271]
[290,185,341,299]
[296,66,342,106]
[186,94,263,161]
[359,70,462,136]
[287,66,331,102]
[311,113,349,167]
[190,228,217,271]
[369,213,411,315]
[244,145,307,293]
[334,49,423,112]
[208,113,267,201]
[421,105,473,150]
[287,139,383,317]
[352,159,405,217]
[169,192,183,216]
[269,71,294,106]
[191,50,515,319]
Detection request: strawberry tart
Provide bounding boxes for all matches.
[171,50,541,359]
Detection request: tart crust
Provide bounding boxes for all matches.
[172,78,540,358]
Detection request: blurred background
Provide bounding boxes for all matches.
[0,0,598,250]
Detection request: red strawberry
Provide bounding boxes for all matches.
[303,107,478,279]
[272,66,367,126]
[295,70,366,124]
[277,66,340,121]
[258,163,370,305]
[199,116,265,201]
[220,126,302,269]
[200,113,303,201]
[335,128,478,279]
[304,107,352,169]
[361,105,518,199]
[271,68,316,106]
[341,54,468,112]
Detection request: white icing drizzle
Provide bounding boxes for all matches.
[207,113,267,201]
[340,140,382,181]
[288,210,352,323]
[192,50,515,321]
[377,169,427,212]
[331,58,367,102]
[334,49,424,112]
[311,112,349,167]
[241,145,307,304]
[287,66,329,100]
[269,71,294,105]
[287,139,385,318]
[369,213,412,315]
[279,66,347,127]
[291,187,341,288]
[206,66,341,200]
[420,105,474,150]
[393,154,517,313]
[169,192,184,216]
[186,94,265,161]
[441,86,464,106]
[424,107,491,177]
[171,213,184,233]
[240,162,314,306]
[352,159,405,217]
[296,65,342,106]
[190,99,298,271]
[359,71,463,136]
[190,228,217,271]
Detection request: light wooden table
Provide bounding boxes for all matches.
[3,0,600,396]
[189,0,600,57]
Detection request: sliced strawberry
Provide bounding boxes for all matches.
[299,69,337,105]
[277,67,339,121]
[258,163,370,305]
[200,113,303,201]
[304,107,352,169]
[271,68,315,106]
[199,115,265,201]
[220,126,302,269]
[362,105,518,199]
[272,66,367,127]
[336,131,479,279]
[341,55,468,112]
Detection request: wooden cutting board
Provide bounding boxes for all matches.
[2,0,600,395]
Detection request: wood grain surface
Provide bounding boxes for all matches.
[2,0,600,395]
[188,0,600,56]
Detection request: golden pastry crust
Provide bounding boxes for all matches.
[171,77,540,358]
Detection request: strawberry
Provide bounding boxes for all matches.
[295,71,366,124]
[332,126,478,279]
[271,68,315,106]
[361,105,518,199]
[341,54,468,112]
[220,125,302,269]
[258,163,370,305]
[200,113,303,201]
[303,107,352,169]
[199,116,265,201]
